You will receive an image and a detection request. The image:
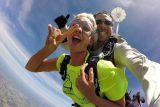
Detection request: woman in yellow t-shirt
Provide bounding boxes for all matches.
[25,12,128,107]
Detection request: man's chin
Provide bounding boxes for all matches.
[98,36,109,42]
[100,31,106,35]
[100,33,110,39]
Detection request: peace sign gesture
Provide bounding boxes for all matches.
[76,64,96,102]
[44,24,66,53]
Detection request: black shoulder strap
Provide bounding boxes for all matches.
[102,36,117,66]
[59,55,70,80]
[85,55,100,96]
[85,54,110,100]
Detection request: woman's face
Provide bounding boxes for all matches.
[67,17,93,53]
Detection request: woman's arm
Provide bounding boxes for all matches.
[25,24,64,72]
[25,47,58,72]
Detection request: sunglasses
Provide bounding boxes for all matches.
[96,20,113,26]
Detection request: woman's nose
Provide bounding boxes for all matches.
[75,27,82,34]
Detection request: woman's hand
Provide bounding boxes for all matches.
[76,64,96,102]
[25,24,61,72]
[63,24,80,38]
[76,64,125,107]
[44,24,65,52]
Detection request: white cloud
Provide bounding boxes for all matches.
[0,11,70,106]
[115,0,160,13]
[0,0,10,9]
[16,0,37,40]
[18,0,33,30]
[0,13,29,62]
[116,0,135,8]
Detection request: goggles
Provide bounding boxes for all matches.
[70,19,93,35]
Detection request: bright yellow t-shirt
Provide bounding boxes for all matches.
[56,53,128,107]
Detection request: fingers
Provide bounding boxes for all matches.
[56,29,62,35]
[48,24,57,38]
[56,29,68,43]
[65,24,80,38]
[53,37,57,46]
[76,63,88,88]
[48,24,53,36]
[48,24,63,43]
[80,63,88,80]
[89,67,94,83]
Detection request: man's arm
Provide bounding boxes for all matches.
[114,37,149,79]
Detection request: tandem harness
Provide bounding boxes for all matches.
[59,37,117,107]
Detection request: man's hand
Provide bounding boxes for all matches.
[76,64,96,102]
[54,14,70,29]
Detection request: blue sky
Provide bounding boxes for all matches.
[0,0,160,107]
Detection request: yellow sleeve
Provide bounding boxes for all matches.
[97,60,128,101]
[56,53,66,71]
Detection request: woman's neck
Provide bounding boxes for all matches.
[70,51,87,66]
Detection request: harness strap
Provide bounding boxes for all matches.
[59,55,70,80]
[102,36,117,66]
[71,103,81,107]
[85,55,100,97]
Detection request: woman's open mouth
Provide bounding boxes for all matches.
[72,36,81,44]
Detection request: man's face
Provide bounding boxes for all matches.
[95,13,113,42]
